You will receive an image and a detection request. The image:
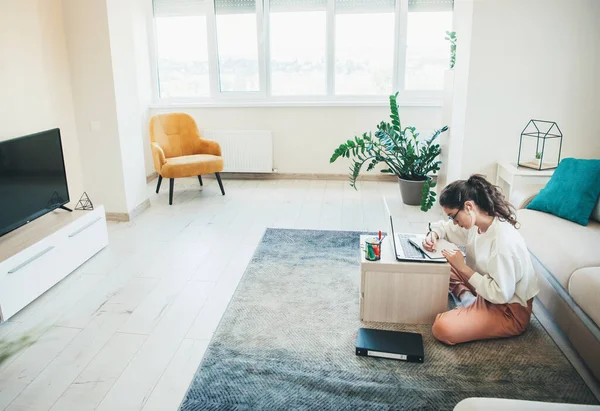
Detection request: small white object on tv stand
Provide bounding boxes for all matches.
[0,206,108,321]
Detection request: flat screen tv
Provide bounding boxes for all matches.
[0,128,70,238]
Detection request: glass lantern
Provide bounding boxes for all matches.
[517,120,563,170]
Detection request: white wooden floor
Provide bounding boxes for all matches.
[0,178,443,411]
[0,177,597,410]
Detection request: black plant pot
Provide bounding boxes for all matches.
[398,176,429,206]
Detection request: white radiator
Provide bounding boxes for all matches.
[202,130,273,173]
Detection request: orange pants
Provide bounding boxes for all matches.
[432,267,533,345]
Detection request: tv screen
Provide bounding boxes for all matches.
[0,128,70,237]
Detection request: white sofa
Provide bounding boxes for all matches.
[454,397,600,410]
[514,187,600,382]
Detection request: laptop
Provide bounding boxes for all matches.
[383,198,446,263]
[389,215,446,263]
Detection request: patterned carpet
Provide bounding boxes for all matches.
[180,228,598,410]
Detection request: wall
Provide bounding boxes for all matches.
[440,0,474,186]
[593,0,600,148]
[0,0,83,206]
[106,0,151,212]
[61,0,129,213]
[62,0,150,215]
[131,0,155,181]
[148,106,443,176]
[458,0,600,181]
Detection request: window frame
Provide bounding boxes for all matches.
[148,0,447,107]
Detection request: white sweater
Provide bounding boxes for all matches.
[430,217,539,307]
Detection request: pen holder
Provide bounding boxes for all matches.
[364,237,384,261]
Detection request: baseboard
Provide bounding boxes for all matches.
[199,172,398,182]
[104,198,151,223]
[146,172,158,183]
[130,198,151,219]
[105,212,129,222]
[146,171,398,182]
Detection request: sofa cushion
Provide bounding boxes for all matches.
[160,154,224,178]
[526,158,600,226]
[517,209,600,289]
[569,267,600,328]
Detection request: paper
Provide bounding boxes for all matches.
[408,235,464,260]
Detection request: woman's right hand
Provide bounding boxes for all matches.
[422,232,438,252]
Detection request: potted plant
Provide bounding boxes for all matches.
[535,151,543,169]
[330,92,448,211]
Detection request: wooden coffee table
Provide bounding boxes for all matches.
[360,235,451,325]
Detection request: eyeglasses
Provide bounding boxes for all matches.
[448,207,463,221]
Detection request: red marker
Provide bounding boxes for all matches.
[378,230,382,241]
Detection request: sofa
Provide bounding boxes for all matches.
[512,185,600,383]
[454,397,600,410]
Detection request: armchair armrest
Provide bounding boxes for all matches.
[194,138,222,157]
[512,184,545,209]
[151,142,166,173]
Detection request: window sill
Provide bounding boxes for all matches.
[149,98,443,109]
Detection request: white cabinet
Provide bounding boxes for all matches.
[0,206,108,321]
[495,162,554,204]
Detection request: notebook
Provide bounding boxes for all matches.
[408,235,465,260]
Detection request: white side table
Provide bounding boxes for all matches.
[495,162,554,203]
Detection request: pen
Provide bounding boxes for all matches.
[410,238,427,258]
[427,222,436,251]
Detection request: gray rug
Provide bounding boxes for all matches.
[180,229,598,410]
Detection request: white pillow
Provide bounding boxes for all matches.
[592,195,600,222]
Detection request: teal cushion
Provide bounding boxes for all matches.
[527,158,600,226]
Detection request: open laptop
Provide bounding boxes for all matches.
[384,198,447,263]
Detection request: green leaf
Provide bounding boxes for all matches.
[366,159,378,172]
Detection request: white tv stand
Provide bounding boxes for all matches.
[0,206,108,321]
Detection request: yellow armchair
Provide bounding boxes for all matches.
[149,113,225,205]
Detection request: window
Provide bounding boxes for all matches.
[334,0,395,95]
[269,1,327,95]
[214,0,260,92]
[151,0,454,102]
[405,0,453,90]
[153,0,210,98]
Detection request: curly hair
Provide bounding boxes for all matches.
[439,174,519,228]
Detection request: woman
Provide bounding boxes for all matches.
[423,174,539,345]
